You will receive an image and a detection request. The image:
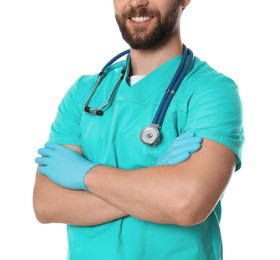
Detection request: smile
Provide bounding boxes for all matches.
[131,16,152,23]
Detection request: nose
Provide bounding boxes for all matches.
[129,0,149,8]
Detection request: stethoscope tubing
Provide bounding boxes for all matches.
[84,51,130,113]
[152,46,194,127]
[84,45,194,146]
[101,49,130,74]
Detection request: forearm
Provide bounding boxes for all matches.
[33,171,127,226]
[35,139,233,226]
[84,139,235,226]
[85,164,186,225]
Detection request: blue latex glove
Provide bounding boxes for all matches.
[156,132,202,165]
[35,143,98,191]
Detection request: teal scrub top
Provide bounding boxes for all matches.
[49,54,244,260]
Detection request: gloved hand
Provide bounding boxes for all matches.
[35,143,98,191]
[156,132,202,165]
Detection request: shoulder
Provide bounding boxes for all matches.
[177,57,241,110]
[178,57,244,170]
[186,57,243,120]
[189,57,238,93]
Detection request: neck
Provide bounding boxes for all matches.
[129,36,183,76]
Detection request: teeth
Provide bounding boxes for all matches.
[131,16,151,23]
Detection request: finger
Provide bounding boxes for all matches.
[35,156,49,165]
[37,147,54,157]
[186,136,202,144]
[170,136,202,149]
[157,148,178,163]
[170,132,194,144]
[184,143,202,153]
[38,165,48,175]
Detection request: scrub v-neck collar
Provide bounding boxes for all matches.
[118,54,183,103]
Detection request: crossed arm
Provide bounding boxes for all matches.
[33,139,235,227]
[33,144,127,226]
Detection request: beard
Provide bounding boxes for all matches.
[115,3,181,50]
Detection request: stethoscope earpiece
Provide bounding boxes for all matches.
[96,110,103,116]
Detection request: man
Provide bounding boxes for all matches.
[33,0,244,259]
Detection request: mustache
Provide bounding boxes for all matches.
[125,7,159,18]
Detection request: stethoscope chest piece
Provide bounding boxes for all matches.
[140,124,161,147]
[84,45,194,147]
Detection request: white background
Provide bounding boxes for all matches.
[0,0,279,259]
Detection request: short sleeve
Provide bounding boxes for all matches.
[48,77,84,145]
[183,72,244,171]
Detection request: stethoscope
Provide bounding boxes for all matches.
[84,44,194,147]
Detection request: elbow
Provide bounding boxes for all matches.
[172,198,208,227]
[33,196,54,224]
[175,210,207,227]
[33,207,52,224]
[33,203,52,224]
[33,172,59,224]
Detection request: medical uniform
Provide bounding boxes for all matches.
[49,54,244,260]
